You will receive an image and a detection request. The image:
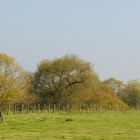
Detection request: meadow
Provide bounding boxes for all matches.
[0,111,140,140]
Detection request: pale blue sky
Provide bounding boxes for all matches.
[0,0,140,82]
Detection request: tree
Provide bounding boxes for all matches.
[13,73,37,105]
[121,80,140,107]
[103,77,124,96]
[33,55,98,104]
[81,82,126,107]
[0,53,30,105]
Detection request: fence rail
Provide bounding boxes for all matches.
[0,104,129,115]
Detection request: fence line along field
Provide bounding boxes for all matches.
[0,104,129,115]
[0,110,140,140]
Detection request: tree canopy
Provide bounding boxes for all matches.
[33,55,98,104]
[0,53,139,108]
[0,54,31,105]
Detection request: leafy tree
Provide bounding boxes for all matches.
[82,82,125,107]
[0,54,30,105]
[103,77,124,96]
[121,80,140,107]
[33,55,98,104]
[14,73,37,105]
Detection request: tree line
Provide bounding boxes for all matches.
[0,53,140,108]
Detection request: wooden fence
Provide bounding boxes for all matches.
[0,104,129,115]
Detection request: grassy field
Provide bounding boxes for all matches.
[0,111,140,140]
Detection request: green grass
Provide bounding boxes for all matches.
[0,111,140,140]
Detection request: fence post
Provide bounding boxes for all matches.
[43,104,46,113]
[8,105,11,115]
[48,104,50,113]
[38,104,40,113]
[14,105,16,115]
[0,111,3,123]
[53,104,56,113]
[21,104,24,115]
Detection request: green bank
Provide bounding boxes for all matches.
[0,111,140,140]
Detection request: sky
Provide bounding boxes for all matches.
[0,0,140,82]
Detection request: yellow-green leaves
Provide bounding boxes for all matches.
[0,54,30,105]
[33,55,97,104]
